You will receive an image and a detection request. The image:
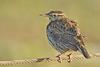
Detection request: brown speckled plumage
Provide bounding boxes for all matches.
[45,10,90,59]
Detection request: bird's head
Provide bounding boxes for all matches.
[40,10,66,21]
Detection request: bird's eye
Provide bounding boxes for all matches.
[53,15,56,17]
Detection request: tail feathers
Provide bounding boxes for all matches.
[78,45,91,59]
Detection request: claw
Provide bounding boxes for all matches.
[67,53,72,63]
[56,54,62,63]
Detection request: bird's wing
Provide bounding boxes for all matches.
[77,34,85,46]
[66,19,85,46]
[66,27,85,46]
[63,27,90,58]
[75,28,85,46]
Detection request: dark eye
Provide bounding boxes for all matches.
[53,15,56,16]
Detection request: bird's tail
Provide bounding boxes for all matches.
[77,45,91,59]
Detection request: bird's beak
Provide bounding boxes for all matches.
[39,13,48,17]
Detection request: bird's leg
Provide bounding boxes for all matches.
[56,54,62,63]
[67,53,72,63]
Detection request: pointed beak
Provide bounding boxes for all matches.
[39,13,48,17]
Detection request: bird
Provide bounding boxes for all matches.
[40,10,90,62]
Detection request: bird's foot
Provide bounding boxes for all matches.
[56,54,62,63]
[67,53,72,63]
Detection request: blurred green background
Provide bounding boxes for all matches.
[0,0,100,67]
